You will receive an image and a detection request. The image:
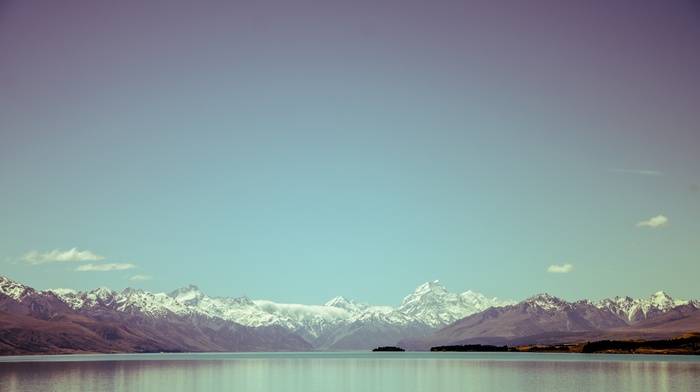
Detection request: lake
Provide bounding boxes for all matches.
[1,352,699,392]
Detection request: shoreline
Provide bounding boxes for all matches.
[431,333,700,355]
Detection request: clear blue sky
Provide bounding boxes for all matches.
[1,0,699,305]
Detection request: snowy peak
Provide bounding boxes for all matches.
[524,293,566,310]
[168,284,204,306]
[51,286,194,319]
[0,275,34,301]
[325,295,354,309]
[526,292,558,301]
[424,279,446,290]
[51,287,120,311]
[594,291,692,323]
[120,287,144,297]
[513,291,696,325]
[649,291,679,309]
[323,296,375,315]
[395,281,515,328]
[175,293,266,326]
[407,280,448,298]
[86,287,119,304]
[398,280,449,307]
[460,290,513,310]
[118,287,193,317]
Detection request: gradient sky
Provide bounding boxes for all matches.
[1,0,699,306]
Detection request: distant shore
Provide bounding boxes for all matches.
[430,333,700,355]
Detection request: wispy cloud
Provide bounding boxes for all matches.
[23,247,105,265]
[47,287,76,295]
[75,263,136,272]
[127,274,153,281]
[608,168,664,176]
[254,300,351,320]
[636,215,668,228]
[547,263,574,274]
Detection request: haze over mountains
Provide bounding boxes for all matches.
[1,275,698,355]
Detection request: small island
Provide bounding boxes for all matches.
[372,346,405,352]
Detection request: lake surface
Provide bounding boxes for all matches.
[1,352,699,392]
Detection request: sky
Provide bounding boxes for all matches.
[1,0,699,306]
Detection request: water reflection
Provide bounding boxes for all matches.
[1,354,699,392]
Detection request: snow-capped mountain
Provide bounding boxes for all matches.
[393,280,516,327]
[169,285,285,327]
[400,291,700,350]
[158,279,516,348]
[1,276,516,351]
[0,275,31,302]
[523,293,567,311]
[592,291,695,323]
[0,275,76,321]
[167,285,355,342]
[2,274,697,354]
[0,275,312,355]
[57,286,194,318]
[325,295,393,315]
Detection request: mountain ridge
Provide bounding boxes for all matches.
[399,291,700,350]
[0,276,516,352]
[1,275,698,354]
[0,276,313,355]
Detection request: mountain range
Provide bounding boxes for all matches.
[400,292,700,350]
[1,275,698,355]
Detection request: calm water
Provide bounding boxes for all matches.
[1,352,699,392]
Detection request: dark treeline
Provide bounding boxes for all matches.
[582,335,700,354]
[431,344,509,352]
[526,345,570,352]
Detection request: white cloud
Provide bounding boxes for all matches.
[127,274,153,281]
[47,288,76,295]
[23,247,105,265]
[636,215,668,228]
[547,263,574,274]
[608,169,664,176]
[74,263,136,272]
[253,300,351,321]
